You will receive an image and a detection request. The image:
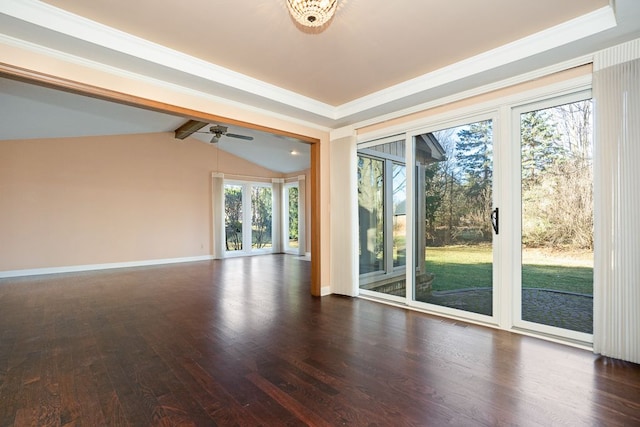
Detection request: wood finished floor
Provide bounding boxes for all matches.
[0,254,639,426]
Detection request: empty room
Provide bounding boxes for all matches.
[1,1,639,425]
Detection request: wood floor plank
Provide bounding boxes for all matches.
[1,255,640,426]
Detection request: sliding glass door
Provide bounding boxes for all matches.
[515,95,593,339]
[412,119,496,317]
[356,89,593,343]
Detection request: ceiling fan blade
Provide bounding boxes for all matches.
[226,133,254,141]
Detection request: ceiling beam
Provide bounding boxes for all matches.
[174,120,207,140]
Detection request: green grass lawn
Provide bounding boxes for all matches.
[426,245,593,295]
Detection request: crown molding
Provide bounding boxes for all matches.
[0,1,618,126]
[335,6,615,119]
[0,0,336,119]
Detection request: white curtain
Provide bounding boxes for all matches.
[297,175,306,256]
[593,39,640,364]
[211,173,226,259]
[272,179,284,253]
[329,133,359,296]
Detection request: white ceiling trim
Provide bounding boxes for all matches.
[0,0,337,118]
[1,0,617,126]
[335,6,615,119]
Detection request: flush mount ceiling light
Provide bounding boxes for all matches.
[286,0,338,28]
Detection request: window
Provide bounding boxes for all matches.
[284,182,300,253]
[357,137,407,298]
[224,182,273,256]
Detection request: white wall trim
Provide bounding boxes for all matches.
[0,255,214,278]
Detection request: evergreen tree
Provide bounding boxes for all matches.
[251,186,272,248]
[520,109,562,189]
[455,120,493,224]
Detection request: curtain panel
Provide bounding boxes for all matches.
[593,39,640,364]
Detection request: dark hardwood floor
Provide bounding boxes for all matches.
[0,254,639,426]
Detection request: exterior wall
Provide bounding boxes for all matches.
[0,132,281,271]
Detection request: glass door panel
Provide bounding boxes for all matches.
[413,120,494,316]
[519,99,593,334]
[251,185,272,250]
[392,164,407,268]
[285,184,299,251]
[224,184,243,252]
[358,156,385,276]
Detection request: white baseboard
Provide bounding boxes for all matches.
[320,286,332,296]
[0,255,214,278]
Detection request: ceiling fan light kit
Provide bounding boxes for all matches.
[286,0,338,28]
[209,125,226,143]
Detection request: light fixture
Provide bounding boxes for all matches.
[286,0,338,28]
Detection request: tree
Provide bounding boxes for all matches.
[521,100,593,250]
[251,186,272,248]
[224,186,243,250]
[288,186,299,242]
[357,156,384,270]
[520,109,562,189]
[455,120,493,239]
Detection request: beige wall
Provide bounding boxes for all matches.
[0,132,287,271]
[0,40,331,289]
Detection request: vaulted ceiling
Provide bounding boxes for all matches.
[1,0,640,171]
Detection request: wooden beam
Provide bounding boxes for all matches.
[174,120,208,140]
[310,142,321,297]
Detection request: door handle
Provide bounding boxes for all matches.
[491,207,499,235]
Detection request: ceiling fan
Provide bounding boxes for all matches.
[202,125,254,143]
[174,120,254,143]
